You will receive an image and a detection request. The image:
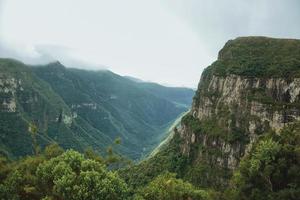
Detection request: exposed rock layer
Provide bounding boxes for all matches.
[178,37,300,174]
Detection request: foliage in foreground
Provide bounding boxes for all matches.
[134,172,208,200]
[121,121,300,200]
[0,144,129,200]
[0,143,206,200]
[224,123,300,200]
[1,121,300,200]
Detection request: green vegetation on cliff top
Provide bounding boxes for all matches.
[205,37,300,78]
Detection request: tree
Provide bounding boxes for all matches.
[36,150,129,200]
[225,123,300,200]
[0,146,130,200]
[137,172,207,200]
[0,155,45,200]
[44,143,64,159]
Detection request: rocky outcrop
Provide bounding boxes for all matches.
[181,75,300,169]
[178,37,300,174]
[0,74,73,125]
[195,74,300,131]
[0,77,19,112]
[0,59,79,157]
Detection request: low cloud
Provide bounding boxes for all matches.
[0,42,106,69]
[0,0,299,87]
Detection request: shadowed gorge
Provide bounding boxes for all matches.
[0,58,194,160]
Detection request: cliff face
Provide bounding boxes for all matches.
[178,37,300,185]
[194,75,300,131]
[0,76,18,113]
[0,59,79,157]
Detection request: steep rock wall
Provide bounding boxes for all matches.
[178,37,300,178]
[181,74,300,170]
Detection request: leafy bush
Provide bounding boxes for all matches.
[0,145,129,200]
[224,123,300,200]
[136,172,208,200]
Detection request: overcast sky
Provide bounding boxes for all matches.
[0,0,300,87]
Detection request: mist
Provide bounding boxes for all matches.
[0,0,299,87]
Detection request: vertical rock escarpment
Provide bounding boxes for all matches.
[178,37,300,185]
[0,77,18,112]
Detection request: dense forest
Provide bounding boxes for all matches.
[1,37,300,200]
[0,140,206,200]
[0,121,299,200]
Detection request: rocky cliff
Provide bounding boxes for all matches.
[178,37,300,187]
[0,59,81,157]
[115,37,300,192]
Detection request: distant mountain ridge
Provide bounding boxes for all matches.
[0,58,194,159]
[124,76,195,108]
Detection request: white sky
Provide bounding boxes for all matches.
[0,0,300,87]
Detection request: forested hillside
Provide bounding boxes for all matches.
[0,59,194,160]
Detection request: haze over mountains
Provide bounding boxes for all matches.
[0,1,300,199]
[0,58,194,160]
[0,36,300,200]
[2,0,299,88]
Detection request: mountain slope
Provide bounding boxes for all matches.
[33,62,190,159]
[121,37,300,190]
[136,82,194,108]
[0,59,83,158]
[0,58,194,159]
[124,77,195,108]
